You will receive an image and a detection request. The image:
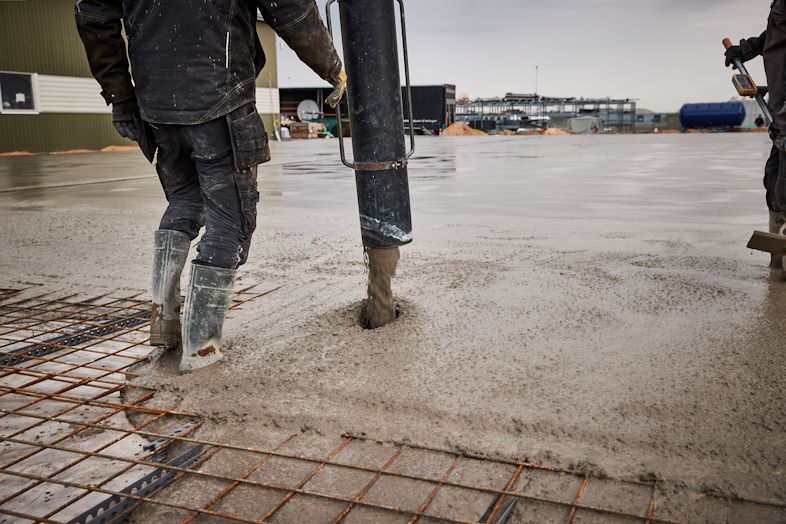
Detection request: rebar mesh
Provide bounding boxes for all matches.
[1,286,784,524]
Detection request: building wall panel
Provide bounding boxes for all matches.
[1,109,281,153]
[0,0,94,78]
[0,113,129,153]
[254,22,279,89]
[255,87,280,115]
[38,75,109,114]
[0,4,281,151]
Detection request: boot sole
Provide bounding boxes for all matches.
[179,349,223,372]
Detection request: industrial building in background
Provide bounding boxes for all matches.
[0,1,765,152]
[0,0,281,153]
[279,84,456,137]
[0,0,454,153]
[456,92,767,134]
[457,93,642,134]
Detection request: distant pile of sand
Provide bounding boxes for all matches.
[0,146,143,157]
[0,151,34,157]
[543,128,569,136]
[503,129,516,136]
[101,145,139,152]
[443,123,487,136]
[51,149,93,155]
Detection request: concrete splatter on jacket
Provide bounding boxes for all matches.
[75,0,341,124]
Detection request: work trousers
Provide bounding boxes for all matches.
[149,103,268,269]
[765,146,786,212]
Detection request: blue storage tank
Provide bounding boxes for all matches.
[679,102,745,129]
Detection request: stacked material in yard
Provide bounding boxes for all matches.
[289,122,327,139]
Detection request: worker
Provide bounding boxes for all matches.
[725,0,786,270]
[75,0,346,372]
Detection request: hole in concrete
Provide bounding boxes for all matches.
[357,299,402,330]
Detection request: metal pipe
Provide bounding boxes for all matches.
[329,0,413,248]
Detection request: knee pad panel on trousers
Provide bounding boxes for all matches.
[156,164,206,239]
[233,167,259,237]
[775,148,786,212]
[765,146,780,212]
[232,166,259,267]
[225,103,268,266]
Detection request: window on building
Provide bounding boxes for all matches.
[0,72,37,113]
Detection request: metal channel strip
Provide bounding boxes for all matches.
[0,310,152,367]
[67,425,205,524]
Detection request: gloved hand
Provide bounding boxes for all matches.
[326,70,347,108]
[112,99,139,141]
[725,45,744,68]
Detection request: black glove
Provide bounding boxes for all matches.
[770,124,786,152]
[112,99,139,141]
[725,45,744,68]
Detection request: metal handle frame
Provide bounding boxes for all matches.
[733,58,774,125]
[724,38,773,125]
[326,0,415,171]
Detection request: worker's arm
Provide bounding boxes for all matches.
[74,0,142,141]
[726,31,767,67]
[256,0,346,107]
[74,0,135,105]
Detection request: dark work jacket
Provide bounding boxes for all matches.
[75,0,341,124]
[737,0,786,130]
[765,0,786,129]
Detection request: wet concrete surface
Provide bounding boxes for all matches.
[0,134,784,521]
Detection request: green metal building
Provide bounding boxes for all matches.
[0,0,280,153]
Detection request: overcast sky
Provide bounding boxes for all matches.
[276,0,771,112]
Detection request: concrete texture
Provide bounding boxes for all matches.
[0,133,784,521]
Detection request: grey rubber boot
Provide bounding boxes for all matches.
[150,230,191,348]
[769,211,786,269]
[179,263,236,373]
